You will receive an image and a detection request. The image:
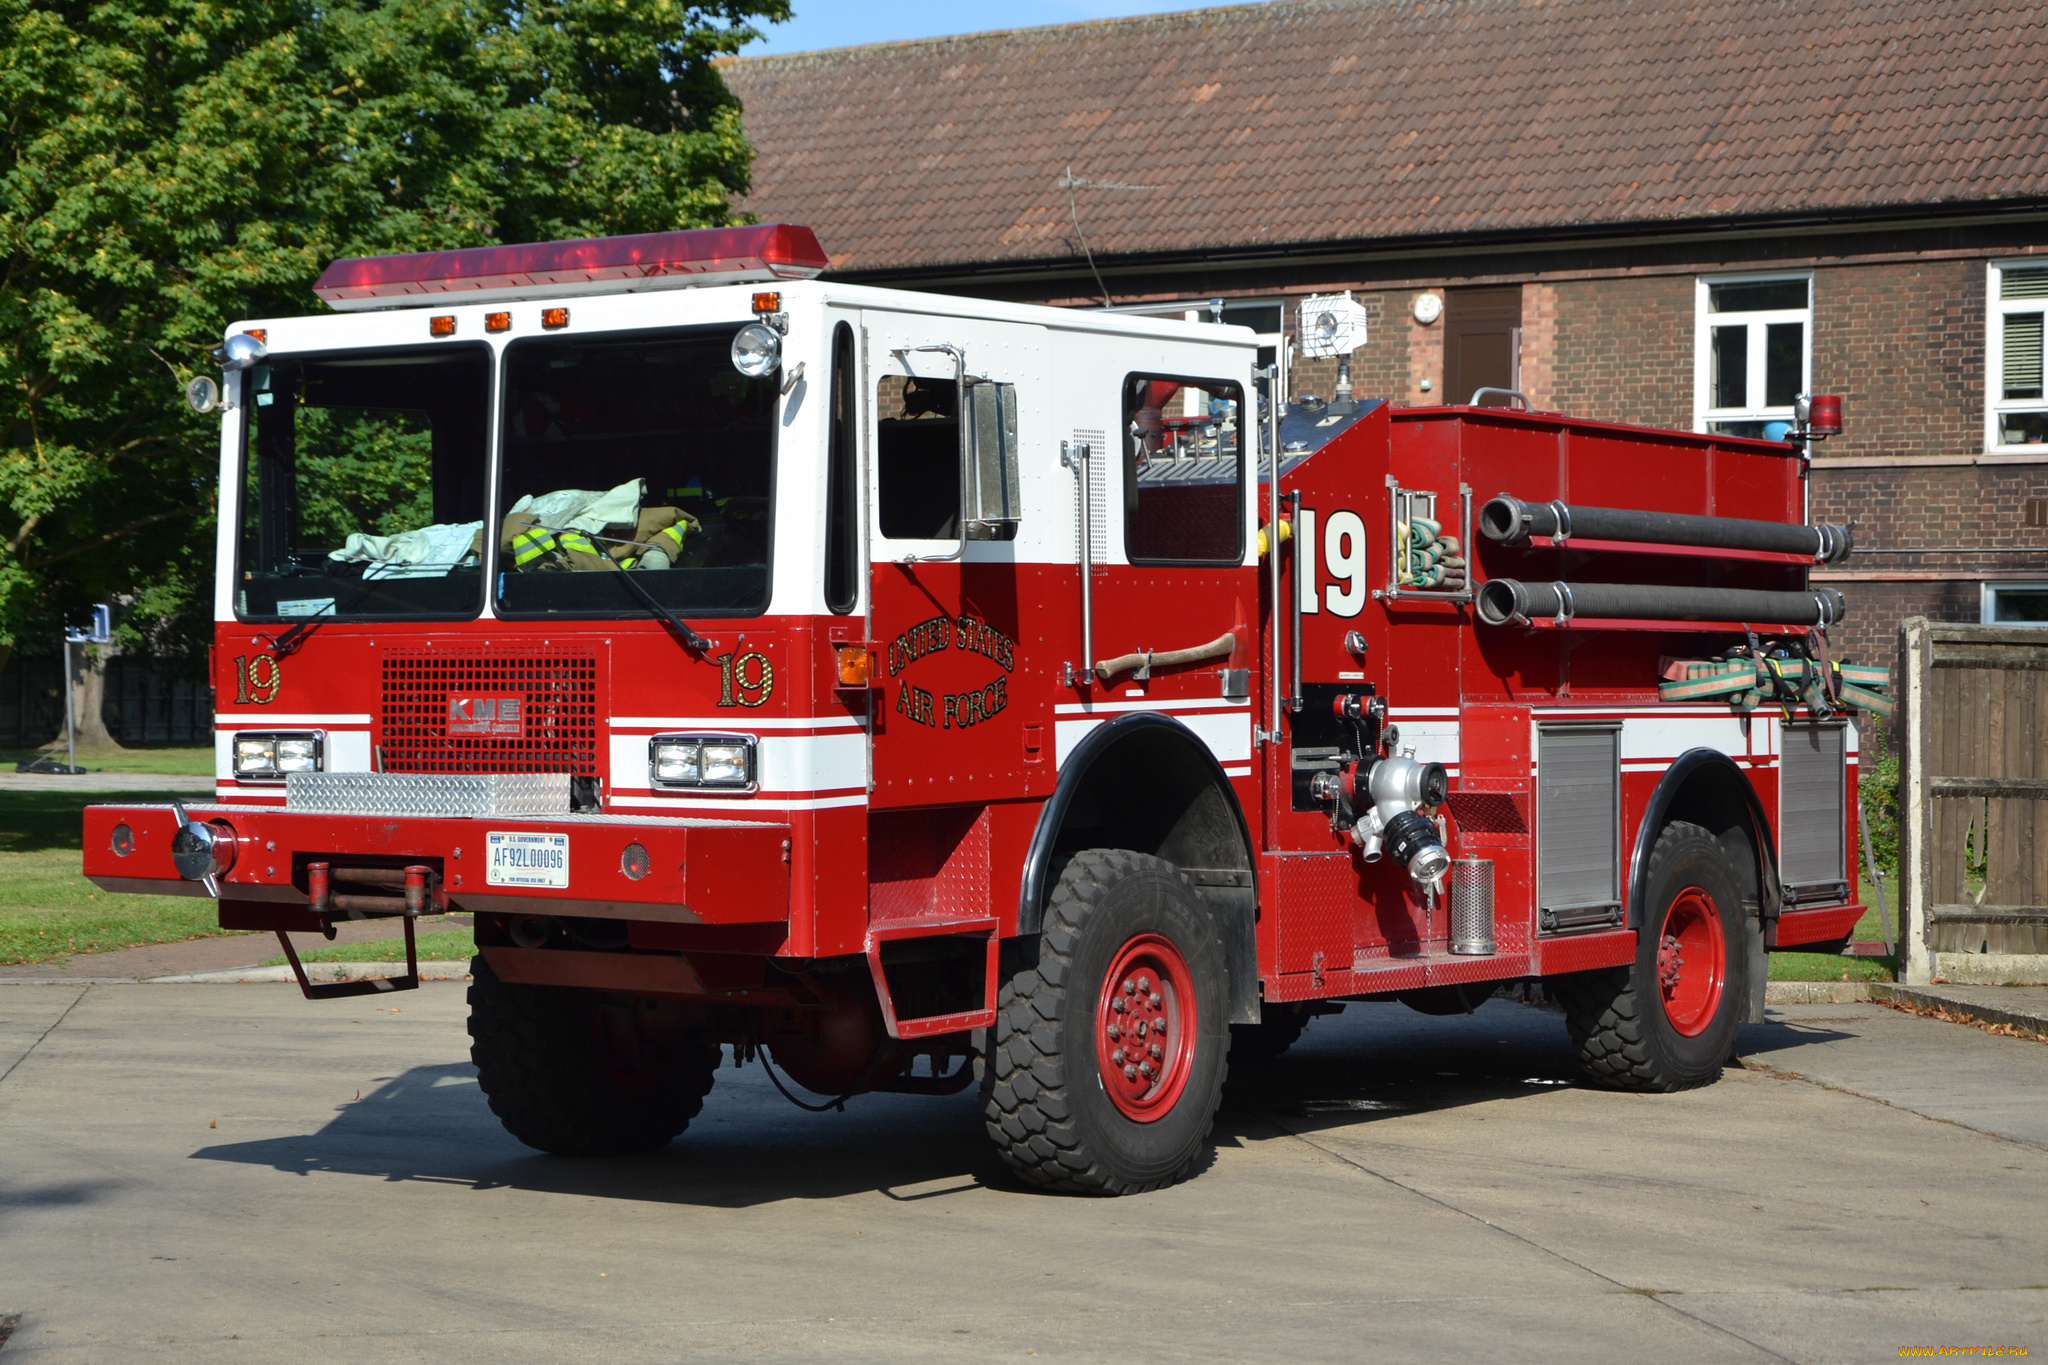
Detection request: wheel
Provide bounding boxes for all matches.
[982,850,1230,1194]
[467,955,721,1156]
[1227,1001,1323,1066]
[1551,821,1745,1092]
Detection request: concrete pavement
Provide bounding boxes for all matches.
[0,986,2042,1362]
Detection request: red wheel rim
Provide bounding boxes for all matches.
[1095,933,1198,1122]
[1656,887,1726,1037]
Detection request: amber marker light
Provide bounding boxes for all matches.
[243,329,267,343]
[429,315,456,337]
[541,307,569,329]
[752,291,781,314]
[485,311,511,333]
[836,644,872,687]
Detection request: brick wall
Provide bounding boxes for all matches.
[1811,258,1984,460]
[1812,465,2048,554]
[1546,274,1694,430]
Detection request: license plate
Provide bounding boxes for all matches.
[485,831,569,888]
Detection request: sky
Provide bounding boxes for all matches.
[740,0,1270,56]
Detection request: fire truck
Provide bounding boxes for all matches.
[83,224,1878,1195]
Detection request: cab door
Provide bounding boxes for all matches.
[861,314,1048,809]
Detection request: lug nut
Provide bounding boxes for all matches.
[1106,1023,1121,1039]
[1112,1048,1125,1065]
[1124,1065,1138,1080]
[1123,978,1135,994]
[1137,975,1150,991]
[1150,1043,1163,1059]
[1139,1062,1154,1078]
[1150,992,1162,1007]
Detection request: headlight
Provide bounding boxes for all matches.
[232,731,322,781]
[649,734,756,791]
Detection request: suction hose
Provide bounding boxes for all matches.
[1475,579,1846,628]
[1479,495,1852,563]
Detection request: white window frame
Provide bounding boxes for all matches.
[1986,259,2048,455]
[1693,273,1813,437]
[1981,581,2048,626]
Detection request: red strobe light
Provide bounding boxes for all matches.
[1808,395,1843,435]
[312,225,830,311]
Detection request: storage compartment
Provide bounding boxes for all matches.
[1536,723,1622,932]
[1780,721,1849,903]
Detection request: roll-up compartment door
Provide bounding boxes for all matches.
[1780,721,1848,901]
[1536,724,1622,932]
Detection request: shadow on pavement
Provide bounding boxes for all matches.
[186,998,1633,1205]
[191,1060,1000,1207]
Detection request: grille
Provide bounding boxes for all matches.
[1445,791,1528,836]
[380,651,598,776]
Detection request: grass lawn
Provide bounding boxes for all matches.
[6,744,213,776]
[0,789,247,964]
[260,926,476,966]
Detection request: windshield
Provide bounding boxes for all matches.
[494,325,776,619]
[235,344,491,621]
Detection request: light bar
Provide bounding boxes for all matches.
[313,225,830,312]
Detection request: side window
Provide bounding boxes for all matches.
[1122,373,1245,564]
[1988,261,2048,451]
[1693,275,1811,439]
[876,373,959,540]
[825,323,859,611]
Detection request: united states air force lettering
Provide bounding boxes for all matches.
[889,614,1016,730]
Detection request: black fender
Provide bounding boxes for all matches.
[1627,748,1781,930]
[1628,747,1780,1025]
[1016,711,1260,1024]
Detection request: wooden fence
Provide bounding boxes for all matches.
[1899,618,2048,984]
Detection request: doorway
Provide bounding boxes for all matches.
[1443,286,1522,406]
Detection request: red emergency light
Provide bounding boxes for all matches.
[312,224,830,312]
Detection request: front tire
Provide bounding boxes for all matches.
[982,850,1229,1194]
[468,955,721,1156]
[1552,821,1745,1092]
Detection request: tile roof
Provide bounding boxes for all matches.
[722,0,2048,276]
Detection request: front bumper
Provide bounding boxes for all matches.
[82,803,790,926]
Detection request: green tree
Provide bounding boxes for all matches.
[0,0,786,676]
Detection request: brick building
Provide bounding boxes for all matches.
[722,0,2048,677]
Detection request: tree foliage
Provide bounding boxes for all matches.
[0,0,785,662]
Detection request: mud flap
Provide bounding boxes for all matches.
[1740,906,1769,1025]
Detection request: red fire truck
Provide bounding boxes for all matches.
[84,224,1877,1195]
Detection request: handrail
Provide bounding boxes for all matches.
[1095,632,1235,683]
[1468,387,1530,409]
[1063,440,1095,687]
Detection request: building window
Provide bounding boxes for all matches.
[1983,582,2048,625]
[1694,275,1811,439]
[1987,261,2048,451]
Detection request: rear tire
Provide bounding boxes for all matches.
[467,955,721,1156]
[982,850,1229,1195]
[1552,821,1745,1092]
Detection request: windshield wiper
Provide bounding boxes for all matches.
[524,522,713,653]
[260,559,473,656]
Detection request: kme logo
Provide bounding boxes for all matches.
[447,694,525,736]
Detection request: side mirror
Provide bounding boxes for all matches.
[185,376,221,414]
[213,332,267,373]
[963,380,1021,541]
